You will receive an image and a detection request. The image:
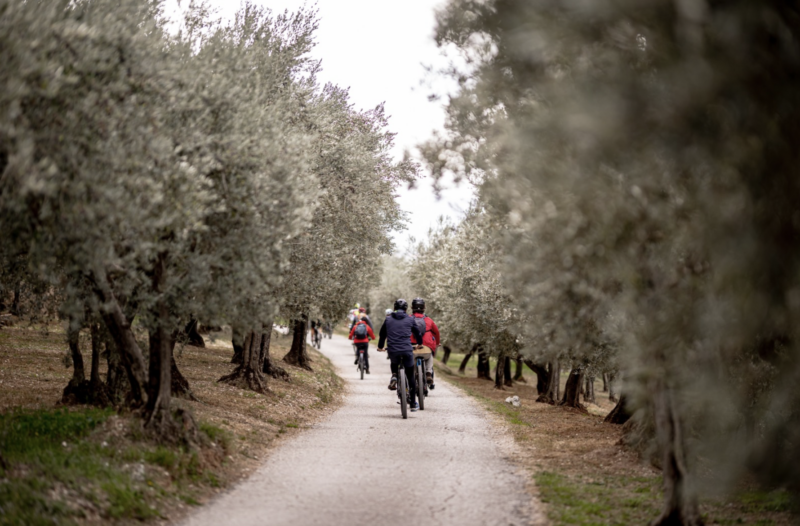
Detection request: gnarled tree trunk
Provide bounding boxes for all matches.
[458,346,475,374]
[220,330,268,393]
[262,324,289,381]
[584,375,596,404]
[183,318,205,348]
[609,372,619,403]
[441,345,452,366]
[513,356,527,383]
[283,314,313,371]
[90,267,147,407]
[494,353,506,390]
[650,378,703,526]
[535,360,559,404]
[144,253,178,440]
[231,326,245,364]
[504,356,513,387]
[604,393,630,424]
[62,320,91,405]
[477,348,491,380]
[559,367,586,411]
[602,373,609,393]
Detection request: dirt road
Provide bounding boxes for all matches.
[180,334,539,526]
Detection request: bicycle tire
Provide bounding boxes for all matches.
[359,354,365,380]
[399,369,408,419]
[417,360,425,410]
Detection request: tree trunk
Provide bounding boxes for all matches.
[525,360,548,394]
[477,348,492,380]
[105,336,130,406]
[513,356,527,383]
[262,325,290,381]
[504,356,513,387]
[584,375,596,404]
[494,353,506,390]
[90,267,148,407]
[458,348,474,374]
[144,254,177,441]
[67,324,85,386]
[87,322,111,407]
[62,322,92,404]
[220,329,268,392]
[170,334,197,401]
[604,393,631,424]
[10,281,21,317]
[231,326,245,364]
[441,345,451,366]
[559,367,586,411]
[609,372,619,403]
[535,360,559,404]
[183,318,205,348]
[650,378,704,526]
[602,373,609,393]
[283,314,313,371]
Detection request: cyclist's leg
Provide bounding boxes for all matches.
[424,354,433,374]
[361,343,370,371]
[388,354,400,389]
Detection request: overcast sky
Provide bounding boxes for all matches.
[166,0,474,251]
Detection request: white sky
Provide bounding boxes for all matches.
[167,0,474,251]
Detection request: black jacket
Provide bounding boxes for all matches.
[378,311,423,354]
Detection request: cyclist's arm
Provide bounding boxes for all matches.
[348,324,356,340]
[366,325,375,340]
[430,320,441,348]
[377,321,388,349]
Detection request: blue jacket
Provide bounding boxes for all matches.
[378,311,423,354]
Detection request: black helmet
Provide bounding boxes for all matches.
[394,298,408,311]
[411,298,425,313]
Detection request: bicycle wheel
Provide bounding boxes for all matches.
[359,354,365,380]
[398,369,408,419]
[417,360,425,410]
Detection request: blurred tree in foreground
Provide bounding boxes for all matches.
[421,0,800,523]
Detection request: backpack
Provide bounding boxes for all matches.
[414,315,427,339]
[354,322,368,339]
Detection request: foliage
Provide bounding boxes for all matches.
[420,0,800,520]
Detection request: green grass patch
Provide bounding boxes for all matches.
[536,471,661,525]
[0,408,230,525]
[738,489,795,513]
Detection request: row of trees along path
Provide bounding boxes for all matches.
[0,1,413,443]
[412,0,800,524]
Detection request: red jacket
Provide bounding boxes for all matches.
[349,320,375,344]
[410,313,440,354]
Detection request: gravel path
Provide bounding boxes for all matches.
[179,334,538,526]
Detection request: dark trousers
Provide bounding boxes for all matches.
[355,342,370,370]
[389,352,416,406]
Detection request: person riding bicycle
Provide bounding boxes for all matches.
[409,298,440,388]
[348,316,375,373]
[377,299,424,411]
[309,318,322,343]
[349,306,373,331]
[348,303,360,324]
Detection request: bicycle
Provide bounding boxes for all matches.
[397,366,410,419]
[311,328,322,349]
[413,348,431,410]
[355,345,366,380]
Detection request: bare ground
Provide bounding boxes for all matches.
[434,358,795,526]
[0,324,344,525]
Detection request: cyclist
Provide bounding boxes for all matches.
[377,299,424,411]
[349,306,373,331]
[309,318,322,345]
[410,298,440,388]
[347,303,360,324]
[349,315,375,373]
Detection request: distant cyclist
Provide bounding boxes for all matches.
[349,315,375,373]
[377,299,424,411]
[410,298,440,388]
[349,306,373,331]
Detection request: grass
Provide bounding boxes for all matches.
[0,407,236,525]
[536,471,662,526]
